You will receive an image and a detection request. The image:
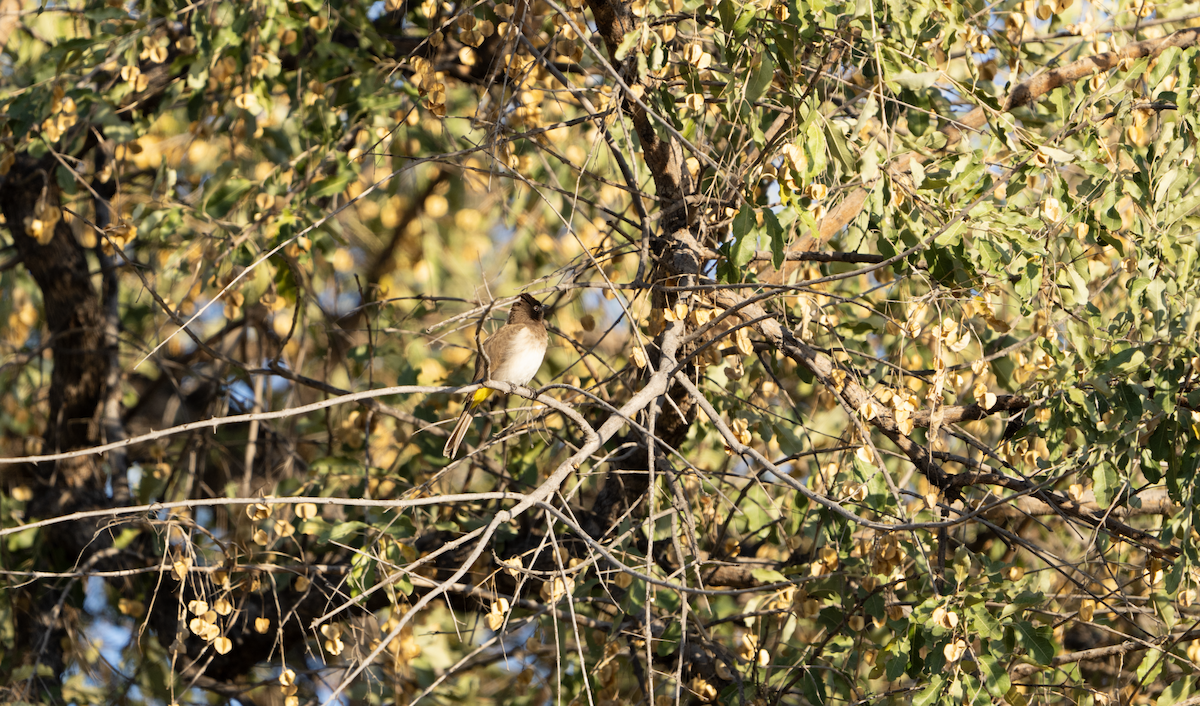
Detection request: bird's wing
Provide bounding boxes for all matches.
[471,330,492,382]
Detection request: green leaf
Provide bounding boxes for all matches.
[805,120,827,179]
[1092,463,1119,507]
[800,669,827,705]
[92,103,137,143]
[308,167,357,199]
[1137,644,1164,682]
[861,142,881,182]
[311,456,364,474]
[350,548,375,596]
[999,591,1044,619]
[751,568,788,584]
[764,209,785,269]
[908,100,929,136]
[913,674,946,706]
[613,25,642,62]
[6,526,38,551]
[910,160,925,190]
[1013,620,1055,664]
[1156,674,1196,706]
[328,521,368,543]
[977,653,1011,699]
[84,6,129,20]
[732,204,758,267]
[56,164,78,194]
[1147,420,1177,483]
[716,0,753,36]
[1156,167,1180,209]
[865,591,885,621]
[1066,262,1089,307]
[1154,590,1176,630]
[886,645,909,680]
[968,603,1003,640]
[298,518,332,539]
[746,53,775,104]
[717,0,736,33]
[203,177,253,218]
[1038,145,1075,163]
[1100,347,1146,375]
[112,528,141,550]
[890,70,940,90]
[824,122,854,172]
[623,579,648,611]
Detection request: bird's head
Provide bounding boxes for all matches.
[516,293,546,322]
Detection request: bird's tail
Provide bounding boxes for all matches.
[443,388,494,458]
[443,406,475,458]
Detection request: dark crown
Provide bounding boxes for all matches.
[518,293,545,320]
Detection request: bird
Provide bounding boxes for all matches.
[443,293,548,458]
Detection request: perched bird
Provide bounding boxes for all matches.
[443,293,548,458]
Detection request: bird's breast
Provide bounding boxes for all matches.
[490,327,547,385]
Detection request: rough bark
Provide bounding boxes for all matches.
[0,153,110,689]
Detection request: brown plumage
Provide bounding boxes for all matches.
[443,294,548,458]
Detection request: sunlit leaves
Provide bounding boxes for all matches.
[5,0,1200,704]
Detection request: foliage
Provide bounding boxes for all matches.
[2,0,1200,704]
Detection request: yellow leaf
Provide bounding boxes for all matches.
[735,327,754,356]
